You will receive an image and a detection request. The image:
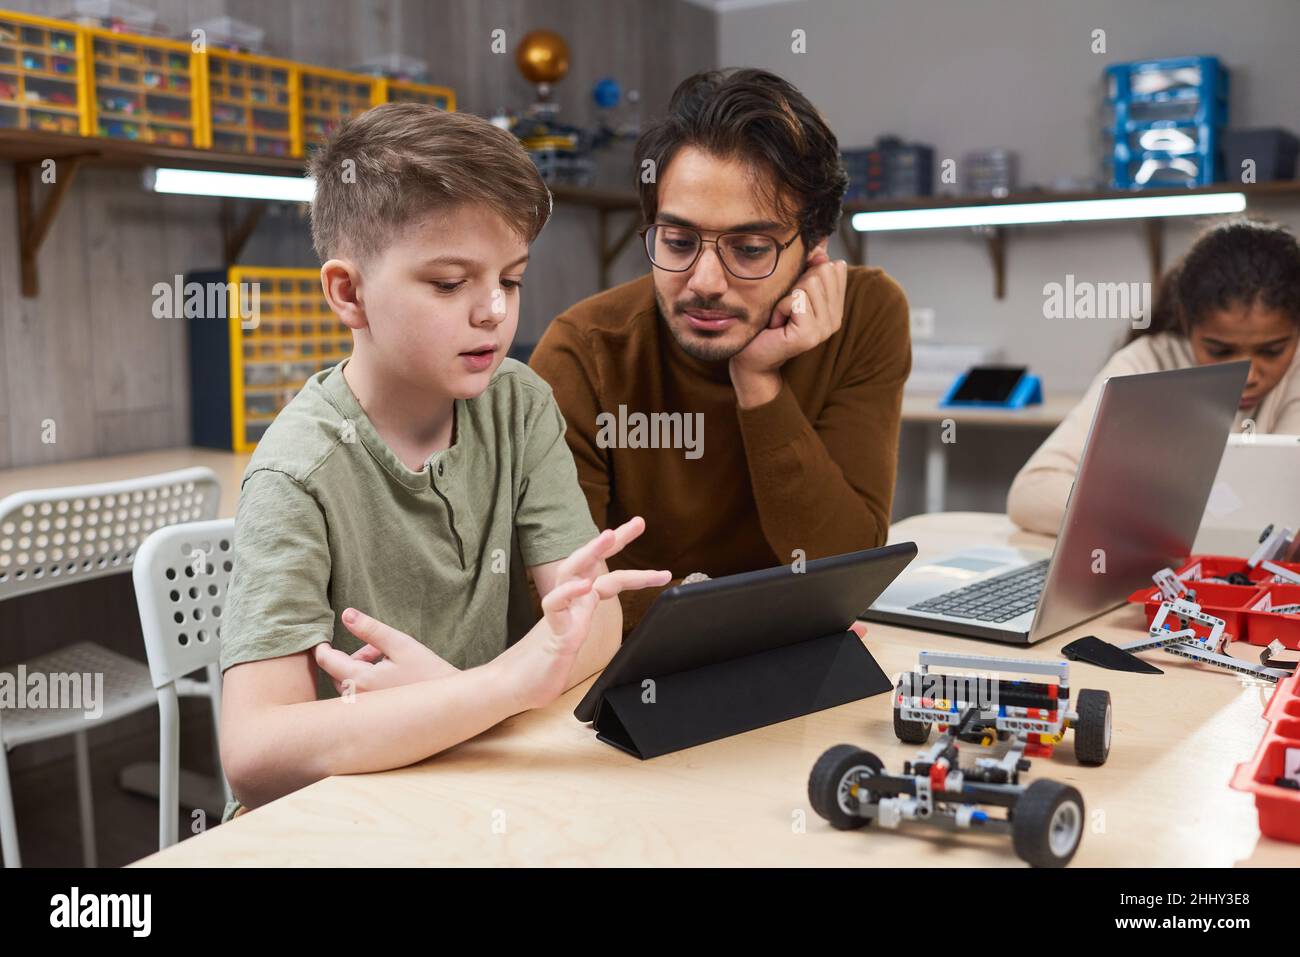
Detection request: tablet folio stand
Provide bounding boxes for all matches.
[590,629,892,759]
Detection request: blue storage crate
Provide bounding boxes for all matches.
[1104,56,1229,189]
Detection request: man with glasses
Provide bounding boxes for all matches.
[530,68,911,632]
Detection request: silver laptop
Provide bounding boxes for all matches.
[865,361,1250,644]
[1193,433,1300,556]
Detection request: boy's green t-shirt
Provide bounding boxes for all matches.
[218,356,599,692]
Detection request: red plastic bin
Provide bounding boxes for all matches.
[1175,554,1300,587]
[1250,560,1300,585]
[1243,584,1300,649]
[1232,671,1300,844]
[1126,580,1266,642]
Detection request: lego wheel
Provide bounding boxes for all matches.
[1073,689,1112,766]
[1011,779,1084,867]
[808,745,883,830]
[893,695,931,744]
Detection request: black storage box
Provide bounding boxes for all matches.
[1222,128,1299,182]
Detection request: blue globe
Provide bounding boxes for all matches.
[592,77,621,109]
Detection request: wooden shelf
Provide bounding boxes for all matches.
[839,181,1300,298]
[0,128,304,296]
[0,126,645,295]
[0,126,301,171]
[549,184,638,210]
[13,111,1297,305]
[550,184,640,287]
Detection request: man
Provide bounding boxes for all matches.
[530,68,912,632]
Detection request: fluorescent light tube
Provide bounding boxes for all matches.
[851,192,1247,232]
[144,167,314,202]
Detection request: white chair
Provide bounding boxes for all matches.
[131,518,234,850]
[0,467,220,867]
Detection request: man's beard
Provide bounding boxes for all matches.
[655,270,801,364]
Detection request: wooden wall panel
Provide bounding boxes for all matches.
[1,158,98,464]
[85,168,172,417]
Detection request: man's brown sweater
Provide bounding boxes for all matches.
[529,266,911,632]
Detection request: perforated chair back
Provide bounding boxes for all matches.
[132,517,236,847]
[132,518,235,690]
[0,467,221,603]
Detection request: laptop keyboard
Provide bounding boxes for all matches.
[907,558,1050,623]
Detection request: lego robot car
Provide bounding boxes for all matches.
[892,650,1112,766]
[809,708,1086,867]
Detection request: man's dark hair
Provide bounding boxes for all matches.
[635,68,848,248]
[1128,219,1300,343]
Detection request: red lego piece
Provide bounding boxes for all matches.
[930,761,947,792]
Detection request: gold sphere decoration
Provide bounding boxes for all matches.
[515,30,570,85]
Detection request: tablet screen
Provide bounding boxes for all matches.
[950,366,1026,403]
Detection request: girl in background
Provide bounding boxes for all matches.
[1007,219,1300,535]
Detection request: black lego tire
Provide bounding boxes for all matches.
[808,745,883,830]
[893,693,932,744]
[1073,689,1112,766]
[1011,779,1085,867]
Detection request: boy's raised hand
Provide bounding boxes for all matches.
[314,518,668,709]
[553,515,668,599]
[314,607,460,696]
[499,517,671,712]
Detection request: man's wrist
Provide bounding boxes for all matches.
[731,366,782,409]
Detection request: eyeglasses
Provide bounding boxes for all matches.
[640,223,800,280]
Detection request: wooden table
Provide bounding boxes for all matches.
[131,510,1298,867]
[901,394,1082,513]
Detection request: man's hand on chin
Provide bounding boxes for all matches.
[728,247,848,409]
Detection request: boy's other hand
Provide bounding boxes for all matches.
[314,607,460,695]
[500,517,670,711]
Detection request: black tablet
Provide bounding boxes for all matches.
[948,365,1028,404]
[574,541,918,723]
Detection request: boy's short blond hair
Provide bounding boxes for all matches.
[308,102,552,263]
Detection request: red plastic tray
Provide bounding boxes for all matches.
[1126,579,1266,642]
[1243,584,1300,650]
[1175,554,1300,587]
[1232,671,1300,844]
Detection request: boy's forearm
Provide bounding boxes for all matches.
[228,599,622,809]
[226,662,520,810]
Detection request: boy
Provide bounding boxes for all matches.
[218,103,669,815]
